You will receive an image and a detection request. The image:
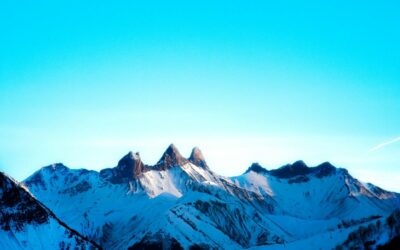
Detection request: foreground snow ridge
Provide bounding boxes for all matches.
[1,144,399,250]
[0,172,99,250]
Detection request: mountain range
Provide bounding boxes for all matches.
[1,144,399,249]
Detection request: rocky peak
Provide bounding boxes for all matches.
[269,161,338,179]
[291,160,308,170]
[155,144,188,170]
[100,151,148,184]
[245,162,268,174]
[314,162,336,178]
[269,160,311,178]
[116,151,146,178]
[189,147,209,169]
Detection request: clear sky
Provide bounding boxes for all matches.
[1,1,399,191]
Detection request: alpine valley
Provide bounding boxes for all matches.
[1,144,400,250]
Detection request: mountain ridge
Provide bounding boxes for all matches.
[0,171,100,249]
[15,144,400,249]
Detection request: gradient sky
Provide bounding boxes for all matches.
[1,1,399,191]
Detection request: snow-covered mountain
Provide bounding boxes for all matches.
[0,172,100,250]
[20,144,400,249]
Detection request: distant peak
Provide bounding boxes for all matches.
[316,161,334,169]
[245,162,268,174]
[189,147,209,169]
[165,143,179,155]
[291,160,308,169]
[42,163,68,172]
[269,160,310,178]
[117,151,145,177]
[190,147,204,160]
[156,144,188,170]
[99,151,148,184]
[314,162,337,178]
[124,151,141,161]
[98,151,148,183]
[269,160,338,179]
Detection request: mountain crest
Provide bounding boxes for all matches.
[155,144,188,170]
[314,161,337,178]
[189,147,209,169]
[117,151,146,178]
[43,163,68,172]
[269,160,310,178]
[0,172,100,248]
[99,151,149,184]
[245,162,268,174]
[268,160,337,179]
[291,160,308,169]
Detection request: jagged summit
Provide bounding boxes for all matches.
[100,151,149,184]
[117,151,146,178]
[99,144,209,184]
[189,147,209,169]
[245,162,268,174]
[19,146,400,249]
[267,160,337,179]
[243,160,337,179]
[265,160,310,178]
[155,143,189,170]
[27,147,338,188]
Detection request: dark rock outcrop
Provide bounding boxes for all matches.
[269,160,310,178]
[154,144,189,170]
[117,151,146,178]
[314,162,336,178]
[245,162,268,174]
[189,147,209,169]
[269,161,337,179]
[100,151,149,184]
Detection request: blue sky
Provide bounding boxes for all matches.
[1,1,400,190]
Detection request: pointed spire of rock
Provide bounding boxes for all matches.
[117,151,145,178]
[189,147,209,169]
[155,144,188,170]
[100,151,148,184]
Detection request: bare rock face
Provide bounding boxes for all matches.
[154,144,189,170]
[117,151,146,178]
[245,162,268,174]
[188,147,209,169]
[100,144,191,184]
[100,151,149,184]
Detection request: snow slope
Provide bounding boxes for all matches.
[0,172,99,250]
